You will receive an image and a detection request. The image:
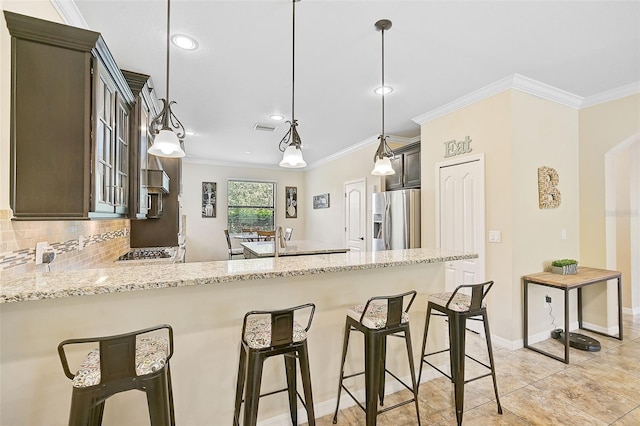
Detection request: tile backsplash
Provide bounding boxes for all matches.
[0,209,130,277]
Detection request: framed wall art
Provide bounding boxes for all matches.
[313,193,330,209]
[202,182,217,217]
[286,186,298,218]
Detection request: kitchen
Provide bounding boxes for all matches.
[1,1,639,425]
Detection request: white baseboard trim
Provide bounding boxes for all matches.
[490,333,521,351]
[623,306,640,316]
[258,365,446,426]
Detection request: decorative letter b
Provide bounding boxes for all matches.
[538,166,561,209]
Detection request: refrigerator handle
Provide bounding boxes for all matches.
[384,197,391,250]
[404,191,410,247]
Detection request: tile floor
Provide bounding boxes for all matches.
[310,313,640,425]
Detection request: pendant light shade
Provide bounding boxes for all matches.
[148,128,184,158]
[279,144,307,168]
[278,0,306,168]
[149,0,186,158]
[371,19,395,176]
[372,152,395,175]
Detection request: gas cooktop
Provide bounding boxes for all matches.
[117,247,176,261]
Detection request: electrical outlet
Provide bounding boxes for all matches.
[35,242,48,265]
[544,294,552,309]
[42,250,56,264]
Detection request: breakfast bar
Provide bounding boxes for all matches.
[0,248,476,425]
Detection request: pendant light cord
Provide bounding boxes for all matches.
[166,0,171,102]
[381,26,385,137]
[291,0,296,123]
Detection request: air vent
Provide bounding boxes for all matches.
[254,123,277,132]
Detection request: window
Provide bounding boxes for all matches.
[227,180,275,233]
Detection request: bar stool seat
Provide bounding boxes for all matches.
[418,282,502,426]
[234,303,316,426]
[58,324,175,426]
[333,291,421,426]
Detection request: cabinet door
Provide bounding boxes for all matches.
[93,63,117,213]
[114,95,130,214]
[384,156,404,190]
[403,147,421,188]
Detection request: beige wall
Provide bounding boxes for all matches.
[181,161,306,262]
[304,143,384,249]
[420,89,581,342]
[579,94,639,267]
[579,94,640,318]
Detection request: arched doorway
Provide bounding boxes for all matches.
[605,133,640,315]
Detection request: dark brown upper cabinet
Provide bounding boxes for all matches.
[5,11,134,219]
[122,70,161,220]
[385,142,421,191]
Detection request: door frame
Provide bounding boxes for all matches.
[435,153,487,282]
[344,178,367,251]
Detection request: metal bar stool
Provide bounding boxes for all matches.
[233,303,316,426]
[418,282,502,425]
[332,291,421,426]
[57,324,175,426]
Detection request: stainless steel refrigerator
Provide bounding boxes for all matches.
[372,189,421,251]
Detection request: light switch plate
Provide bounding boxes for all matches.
[488,230,502,243]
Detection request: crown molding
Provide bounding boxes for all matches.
[412,73,584,125]
[580,82,640,108]
[50,0,88,29]
[511,74,583,108]
[304,134,418,171]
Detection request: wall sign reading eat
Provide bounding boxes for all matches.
[444,136,472,158]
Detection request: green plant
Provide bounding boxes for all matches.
[551,259,578,267]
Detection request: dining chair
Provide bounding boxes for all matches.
[257,230,276,241]
[225,230,244,259]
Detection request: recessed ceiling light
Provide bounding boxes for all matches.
[171,34,198,50]
[374,86,393,95]
[269,114,285,121]
[244,151,252,155]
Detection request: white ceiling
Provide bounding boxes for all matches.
[67,0,639,168]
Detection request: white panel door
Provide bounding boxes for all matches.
[438,156,486,330]
[345,179,366,252]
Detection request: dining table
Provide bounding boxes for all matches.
[233,232,266,242]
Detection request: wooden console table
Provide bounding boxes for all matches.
[522,267,622,363]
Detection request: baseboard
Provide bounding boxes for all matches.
[490,333,521,350]
[623,306,640,316]
[258,365,446,426]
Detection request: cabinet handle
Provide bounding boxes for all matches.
[147,195,152,210]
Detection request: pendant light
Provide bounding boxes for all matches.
[278,0,306,168]
[149,0,186,158]
[371,19,395,176]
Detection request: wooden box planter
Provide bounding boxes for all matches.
[551,265,578,275]
[550,260,578,275]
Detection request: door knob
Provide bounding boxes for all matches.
[359,237,364,240]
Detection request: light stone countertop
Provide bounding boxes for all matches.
[0,248,477,304]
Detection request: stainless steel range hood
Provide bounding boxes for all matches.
[143,156,170,194]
